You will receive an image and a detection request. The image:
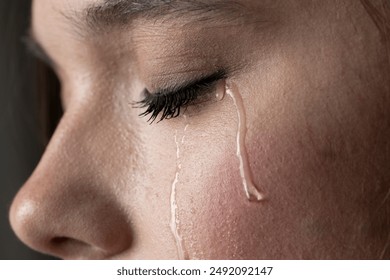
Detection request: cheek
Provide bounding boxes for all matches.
[178,146,310,259]
[176,117,382,259]
[169,93,307,259]
[179,151,256,259]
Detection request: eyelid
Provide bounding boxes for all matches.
[135,70,227,123]
[149,70,227,97]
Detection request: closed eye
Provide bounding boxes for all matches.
[134,70,226,123]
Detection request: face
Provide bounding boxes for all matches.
[9,0,390,259]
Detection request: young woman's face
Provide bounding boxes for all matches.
[9,0,390,259]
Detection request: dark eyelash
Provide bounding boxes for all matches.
[134,70,226,123]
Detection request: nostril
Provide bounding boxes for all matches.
[51,237,88,248]
[50,237,107,260]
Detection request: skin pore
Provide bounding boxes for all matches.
[9,0,390,259]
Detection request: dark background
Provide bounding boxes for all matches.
[0,0,50,259]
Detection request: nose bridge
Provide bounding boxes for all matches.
[9,95,133,259]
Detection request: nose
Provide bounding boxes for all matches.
[9,109,133,259]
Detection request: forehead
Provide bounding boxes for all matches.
[32,0,91,37]
[33,0,92,18]
[32,0,91,25]
[32,0,91,53]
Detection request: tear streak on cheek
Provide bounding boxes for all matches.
[179,151,273,259]
[178,136,314,259]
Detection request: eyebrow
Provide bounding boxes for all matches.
[70,0,247,35]
[27,0,247,67]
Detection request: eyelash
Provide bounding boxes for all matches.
[135,71,226,123]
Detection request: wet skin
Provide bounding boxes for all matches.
[9,0,390,259]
